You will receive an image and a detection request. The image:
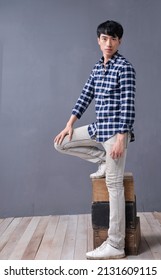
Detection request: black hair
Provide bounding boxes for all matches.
[97,20,123,39]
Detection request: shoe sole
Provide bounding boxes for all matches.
[86,253,125,260]
[90,175,106,179]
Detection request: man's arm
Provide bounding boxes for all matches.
[54,67,95,145]
[110,64,135,160]
[118,64,136,134]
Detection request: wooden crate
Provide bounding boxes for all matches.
[125,217,141,255]
[93,217,141,255]
[91,172,135,202]
[92,199,137,229]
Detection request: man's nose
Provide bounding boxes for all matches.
[106,39,112,46]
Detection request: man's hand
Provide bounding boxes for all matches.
[110,133,127,159]
[54,115,77,145]
[54,125,73,145]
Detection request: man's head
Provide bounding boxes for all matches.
[97,20,123,61]
[97,20,123,39]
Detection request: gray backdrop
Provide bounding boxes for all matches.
[0,0,161,218]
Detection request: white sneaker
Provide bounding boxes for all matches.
[86,242,125,260]
[90,162,106,179]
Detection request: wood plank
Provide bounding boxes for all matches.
[0,218,14,236]
[35,215,59,260]
[47,215,69,260]
[0,217,32,259]
[87,214,93,252]
[8,216,41,259]
[21,216,50,260]
[139,212,161,259]
[0,218,22,253]
[153,211,161,225]
[60,215,78,260]
[144,212,161,246]
[0,213,161,260]
[74,214,88,260]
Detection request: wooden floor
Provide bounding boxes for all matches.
[0,212,161,260]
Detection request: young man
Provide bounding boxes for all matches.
[54,20,136,259]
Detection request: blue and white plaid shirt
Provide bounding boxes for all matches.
[72,52,136,142]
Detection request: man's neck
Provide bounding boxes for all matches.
[103,51,118,66]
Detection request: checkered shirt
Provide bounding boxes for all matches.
[72,52,136,142]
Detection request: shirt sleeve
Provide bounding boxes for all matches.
[118,63,136,134]
[72,68,95,119]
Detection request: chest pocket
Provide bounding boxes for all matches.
[105,75,120,92]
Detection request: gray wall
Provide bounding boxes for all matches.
[0,0,161,218]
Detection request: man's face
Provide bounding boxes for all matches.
[98,34,121,60]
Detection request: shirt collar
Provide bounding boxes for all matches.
[99,51,120,66]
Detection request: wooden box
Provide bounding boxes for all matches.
[93,217,141,255]
[92,199,137,229]
[125,217,141,255]
[91,172,135,202]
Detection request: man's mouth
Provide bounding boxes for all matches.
[105,48,112,51]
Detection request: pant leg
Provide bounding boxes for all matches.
[54,125,106,163]
[102,134,129,249]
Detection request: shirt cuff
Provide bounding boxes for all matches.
[118,123,130,134]
[71,109,81,119]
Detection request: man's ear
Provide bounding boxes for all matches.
[97,37,100,46]
[119,38,122,45]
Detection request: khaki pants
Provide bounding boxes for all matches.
[54,125,129,249]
